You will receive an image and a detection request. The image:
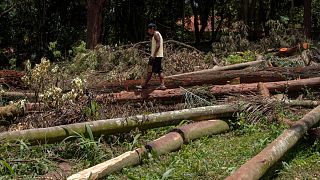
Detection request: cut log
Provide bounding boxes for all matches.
[95,88,183,103]
[145,132,184,155]
[68,120,229,179]
[90,65,320,92]
[67,147,147,180]
[282,99,320,107]
[226,105,320,180]
[96,77,320,103]
[211,77,320,95]
[0,70,25,88]
[173,120,229,143]
[0,105,237,144]
[1,92,36,99]
[0,103,44,120]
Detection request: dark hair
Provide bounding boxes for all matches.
[147,23,157,29]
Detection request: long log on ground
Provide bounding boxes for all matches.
[67,120,229,180]
[90,65,320,92]
[211,77,320,95]
[1,92,36,99]
[0,105,237,144]
[0,70,25,88]
[96,78,320,103]
[226,105,320,180]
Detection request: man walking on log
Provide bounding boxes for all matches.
[137,23,166,90]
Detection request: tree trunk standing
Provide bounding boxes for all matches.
[86,0,107,49]
[211,0,215,42]
[304,0,312,38]
[240,0,249,24]
[191,1,200,46]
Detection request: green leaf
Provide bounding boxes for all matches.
[1,160,14,175]
[161,168,174,180]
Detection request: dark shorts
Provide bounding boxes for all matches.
[148,57,163,74]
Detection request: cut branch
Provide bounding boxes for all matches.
[226,105,320,180]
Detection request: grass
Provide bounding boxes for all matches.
[108,123,286,180]
[0,120,319,179]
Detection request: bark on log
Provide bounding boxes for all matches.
[226,105,320,180]
[95,88,183,103]
[0,105,237,144]
[96,77,320,103]
[90,65,320,92]
[282,100,320,107]
[67,147,146,180]
[0,70,25,88]
[145,132,184,155]
[1,92,36,99]
[173,120,229,143]
[211,77,320,95]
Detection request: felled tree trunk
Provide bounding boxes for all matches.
[226,105,320,180]
[0,70,25,88]
[90,65,320,92]
[95,88,184,102]
[67,120,229,180]
[96,77,320,103]
[1,92,36,99]
[211,77,320,95]
[0,105,237,144]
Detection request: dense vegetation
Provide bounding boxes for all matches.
[0,0,319,68]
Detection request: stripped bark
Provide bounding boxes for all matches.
[67,147,146,180]
[211,77,320,95]
[68,120,229,179]
[145,132,184,155]
[226,105,320,180]
[90,65,320,92]
[0,105,237,144]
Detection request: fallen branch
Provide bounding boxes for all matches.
[0,105,237,144]
[226,105,320,180]
[90,65,320,92]
[67,120,229,180]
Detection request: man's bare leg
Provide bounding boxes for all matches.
[157,72,166,89]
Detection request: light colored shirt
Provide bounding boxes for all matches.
[151,31,164,57]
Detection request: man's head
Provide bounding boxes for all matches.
[147,23,157,36]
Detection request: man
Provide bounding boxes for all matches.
[137,23,166,90]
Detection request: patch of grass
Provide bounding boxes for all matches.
[109,123,284,179]
[264,139,320,180]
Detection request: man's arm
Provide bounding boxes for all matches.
[152,32,161,58]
